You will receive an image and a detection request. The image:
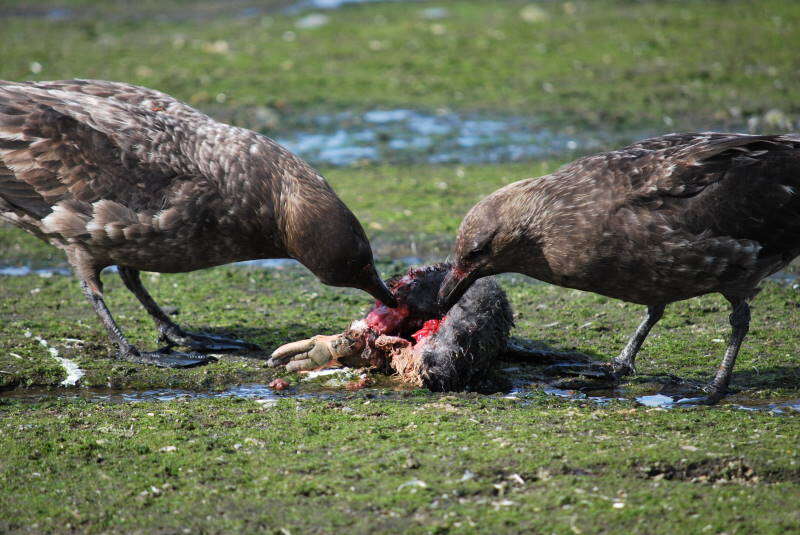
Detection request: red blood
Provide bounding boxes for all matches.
[411,317,445,344]
[451,266,467,278]
[268,378,290,391]
[365,303,410,334]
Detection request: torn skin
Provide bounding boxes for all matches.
[365,303,411,334]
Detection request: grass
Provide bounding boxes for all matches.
[2,0,800,532]
[1,396,799,534]
[0,0,799,127]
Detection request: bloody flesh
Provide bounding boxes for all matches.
[365,303,410,334]
[358,267,452,351]
[363,301,444,349]
[411,318,444,344]
[340,265,470,378]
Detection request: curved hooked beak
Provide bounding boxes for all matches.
[438,266,480,313]
[361,266,398,308]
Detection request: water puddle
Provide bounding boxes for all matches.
[3,357,797,414]
[768,270,800,288]
[636,394,704,409]
[0,372,412,406]
[286,0,421,14]
[0,384,298,405]
[0,265,70,277]
[2,0,426,22]
[732,399,800,414]
[0,251,430,278]
[269,109,648,167]
[525,383,799,414]
[512,382,799,414]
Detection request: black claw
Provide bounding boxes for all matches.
[265,356,288,368]
[118,347,217,368]
[700,383,729,405]
[609,359,635,381]
[160,328,260,352]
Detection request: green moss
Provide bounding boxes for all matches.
[0,396,798,533]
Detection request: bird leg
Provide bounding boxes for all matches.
[703,298,750,404]
[117,267,260,352]
[79,279,214,368]
[611,304,666,377]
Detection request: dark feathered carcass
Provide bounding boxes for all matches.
[268,263,513,392]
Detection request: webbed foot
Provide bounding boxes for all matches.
[159,326,260,352]
[610,357,636,380]
[118,346,216,368]
[698,381,730,405]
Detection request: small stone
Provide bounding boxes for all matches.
[520,5,549,23]
[268,378,290,391]
[296,13,329,29]
[420,7,449,20]
[397,478,427,491]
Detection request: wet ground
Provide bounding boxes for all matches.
[3,357,797,414]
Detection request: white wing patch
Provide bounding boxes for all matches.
[41,203,90,237]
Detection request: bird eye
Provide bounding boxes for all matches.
[465,243,487,261]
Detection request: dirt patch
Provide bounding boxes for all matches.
[637,458,800,485]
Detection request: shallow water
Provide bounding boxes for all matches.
[0,250,431,278]
[0,370,404,406]
[2,0,426,22]
[0,384,294,405]
[522,384,799,414]
[271,109,649,167]
[3,363,797,414]
[285,0,422,13]
[0,265,70,277]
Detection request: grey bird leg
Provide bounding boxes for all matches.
[117,267,260,351]
[611,304,666,377]
[79,279,214,368]
[703,298,750,404]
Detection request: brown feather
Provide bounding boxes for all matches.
[0,79,387,305]
[451,132,800,305]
